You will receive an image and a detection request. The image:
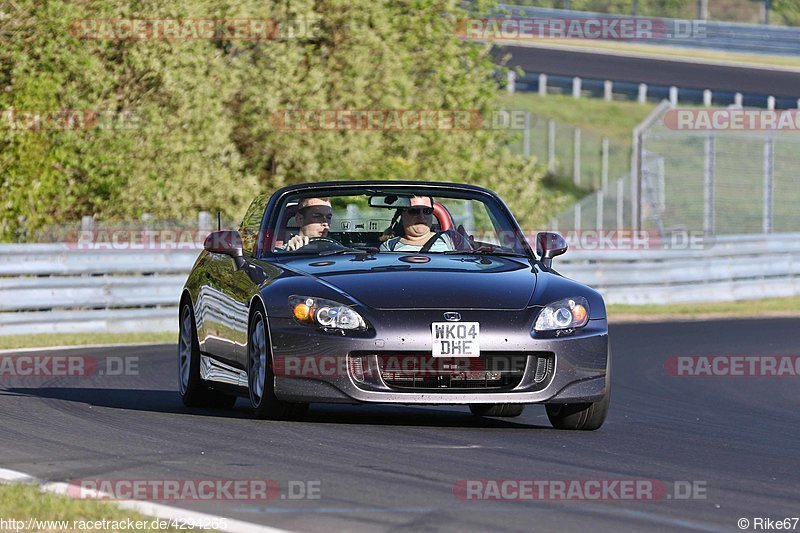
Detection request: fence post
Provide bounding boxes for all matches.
[669,86,678,105]
[523,111,531,158]
[81,216,95,231]
[638,83,648,104]
[604,80,613,101]
[538,73,547,97]
[767,96,775,110]
[547,119,556,173]
[574,202,582,231]
[507,71,516,94]
[573,128,581,186]
[763,135,774,233]
[703,135,715,236]
[616,178,624,231]
[631,131,640,231]
[703,90,712,107]
[734,92,743,107]
[601,136,609,191]
[198,211,212,233]
[596,192,604,231]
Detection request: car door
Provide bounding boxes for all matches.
[208,194,269,369]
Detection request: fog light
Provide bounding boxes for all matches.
[349,355,366,382]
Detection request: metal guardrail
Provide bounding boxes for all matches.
[497,5,800,56]
[0,235,797,335]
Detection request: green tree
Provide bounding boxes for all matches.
[0,0,542,241]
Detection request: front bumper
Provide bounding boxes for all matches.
[268,310,609,405]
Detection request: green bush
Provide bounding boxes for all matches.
[0,0,544,241]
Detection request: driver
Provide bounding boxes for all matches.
[283,197,333,251]
[380,196,470,252]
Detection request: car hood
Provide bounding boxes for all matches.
[277,253,537,310]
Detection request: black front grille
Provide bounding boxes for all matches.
[373,353,552,391]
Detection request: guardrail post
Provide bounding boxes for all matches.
[669,86,678,105]
[763,135,774,233]
[523,111,531,158]
[734,92,743,107]
[506,70,516,94]
[703,90,712,107]
[573,128,581,186]
[547,119,556,173]
[572,77,582,99]
[638,83,647,104]
[538,73,547,97]
[604,80,613,102]
[703,135,716,236]
[767,96,775,110]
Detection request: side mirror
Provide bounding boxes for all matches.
[204,230,244,264]
[536,232,567,269]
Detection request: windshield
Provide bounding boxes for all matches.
[269,187,531,257]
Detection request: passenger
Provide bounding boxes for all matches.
[380,196,469,252]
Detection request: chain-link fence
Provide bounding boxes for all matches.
[640,108,800,236]
[547,100,800,236]
[508,112,630,192]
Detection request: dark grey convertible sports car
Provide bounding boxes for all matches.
[179,181,610,430]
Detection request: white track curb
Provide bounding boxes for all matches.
[0,468,292,533]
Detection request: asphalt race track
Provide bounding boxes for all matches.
[1,318,798,532]
[495,45,800,97]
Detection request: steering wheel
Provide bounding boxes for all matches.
[300,237,346,252]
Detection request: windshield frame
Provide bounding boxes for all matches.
[257,183,535,260]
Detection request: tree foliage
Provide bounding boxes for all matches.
[0,0,542,241]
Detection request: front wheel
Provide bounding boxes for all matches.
[545,392,609,430]
[178,303,237,409]
[248,309,308,420]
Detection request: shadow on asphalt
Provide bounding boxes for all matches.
[2,387,550,429]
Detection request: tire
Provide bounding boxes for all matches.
[178,303,237,409]
[547,342,611,431]
[469,404,525,417]
[248,308,309,420]
[545,391,610,431]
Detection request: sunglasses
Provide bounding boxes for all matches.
[404,207,433,216]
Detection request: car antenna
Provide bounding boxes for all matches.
[217,211,221,231]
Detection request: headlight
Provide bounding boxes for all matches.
[534,297,590,332]
[288,295,367,331]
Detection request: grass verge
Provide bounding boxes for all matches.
[499,92,656,143]
[0,483,185,532]
[608,296,800,322]
[0,332,176,351]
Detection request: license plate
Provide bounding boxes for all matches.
[431,322,480,357]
